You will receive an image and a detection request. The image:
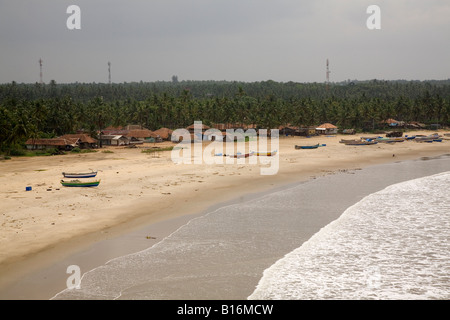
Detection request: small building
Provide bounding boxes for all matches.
[59,134,97,149]
[342,129,356,135]
[187,123,210,133]
[296,127,317,136]
[99,135,130,146]
[153,127,173,141]
[279,126,299,136]
[25,138,78,151]
[316,123,338,135]
[126,129,157,141]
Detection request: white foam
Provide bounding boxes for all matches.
[249,172,450,300]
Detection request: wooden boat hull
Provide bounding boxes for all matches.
[295,144,319,149]
[254,151,277,156]
[379,138,405,143]
[339,139,360,144]
[62,171,97,178]
[228,153,253,158]
[61,179,101,187]
[344,141,378,145]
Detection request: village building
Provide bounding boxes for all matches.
[99,135,130,146]
[153,127,173,141]
[316,123,338,135]
[341,129,356,135]
[126,129,158,142]
[279,125,299,136]
[25,138,78,151]
[297,127,317,136]
[59,134,97,149]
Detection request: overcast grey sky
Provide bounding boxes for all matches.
[0,0,449,84]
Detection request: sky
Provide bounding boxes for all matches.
[0,0,449,84]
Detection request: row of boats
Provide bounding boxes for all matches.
[215,150,278,158]
[294,133,446,148]
[340,133,444,145]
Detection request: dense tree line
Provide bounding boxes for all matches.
[1,79,450,154]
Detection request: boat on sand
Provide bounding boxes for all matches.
[62,171,97,178]
[60,179,101,187]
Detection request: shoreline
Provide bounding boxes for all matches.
[0,131,449,299]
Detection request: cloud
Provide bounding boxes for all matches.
[0,0,449,83]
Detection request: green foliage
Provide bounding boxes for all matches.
[0,80,449,153]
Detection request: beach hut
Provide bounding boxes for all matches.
[187,123,210,133]
[59,134,97,149]
[99,135,130,146]
[342,129,356,135]
[316,123,338,135]
[153,127,173,141]
[25,138,78,151]
[279,125,298,136]
[126,129,157,141]
[296,127,317,137]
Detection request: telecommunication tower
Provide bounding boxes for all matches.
[108,61,111,84]
[39,58,43,84]
[326,59,330,90]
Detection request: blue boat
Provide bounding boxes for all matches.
[295,144,325,149]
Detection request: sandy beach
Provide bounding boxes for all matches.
[0,130,449,299]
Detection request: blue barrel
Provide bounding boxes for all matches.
[26,186,32,191]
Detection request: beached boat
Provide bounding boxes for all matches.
[415,134,441,142]
[344,140,378,146]
[339,139,361,144]
[360,136,380,140]
[228,153,253,158]
[378,137,405,143]
[60,179,101,187]
[62,171,97,178]
[254,150,277,156]
[295,144,319,149]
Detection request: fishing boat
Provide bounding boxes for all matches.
[344,140,378,146]
[339,139,361,144]
[60,179,101,187]
[415,134,441,142]
[254,150,277,156]
[378,137,405,143]
[228,153,253,158]
[295,144,319,149]
[62,171,97,178]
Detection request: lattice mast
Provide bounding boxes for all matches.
[39,58,43,84]
[108,61,111,84]
[326,59,330,90]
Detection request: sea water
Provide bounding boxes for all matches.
[52,156,450,300]
[249,171,450,300]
